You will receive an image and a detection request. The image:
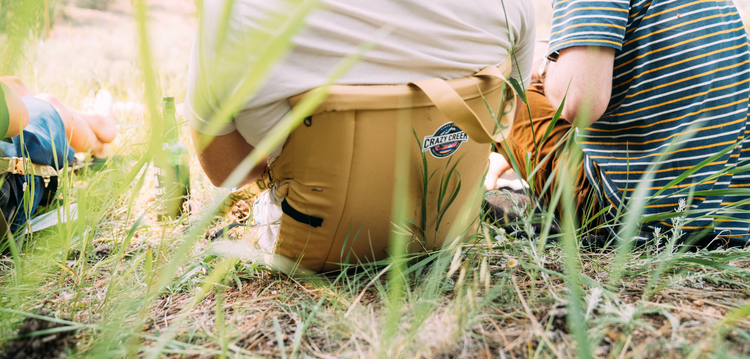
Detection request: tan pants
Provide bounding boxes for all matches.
[503,87,599,225]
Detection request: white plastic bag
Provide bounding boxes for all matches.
[252,189,282,252]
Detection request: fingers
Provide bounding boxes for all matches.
[485,152,511,191]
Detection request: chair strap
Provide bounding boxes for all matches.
[409,62,515,144]
[217,168,274,217]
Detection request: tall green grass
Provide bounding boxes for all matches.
[0,1,749,358]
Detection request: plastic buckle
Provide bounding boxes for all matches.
[256,166,274,190]
[11,158,25,175]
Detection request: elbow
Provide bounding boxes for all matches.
[194,150,233,187]
[198,155,268,188]
[561,92,610,127]
[561,105,596,127]
[191,128,268,188]
[205,171,230,188]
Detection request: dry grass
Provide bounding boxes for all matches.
[126,240,750,358]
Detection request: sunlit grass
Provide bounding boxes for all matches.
[0,1,749,358]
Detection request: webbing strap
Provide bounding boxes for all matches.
[0,157,60,177]
[281,198,323,228]
[409,63,515,144]
[217,168,274,217]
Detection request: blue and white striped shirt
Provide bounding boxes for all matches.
[550,0,750,241]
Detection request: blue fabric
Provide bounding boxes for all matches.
[549,0,750,242]
[15,97,75,167]
[0,97,74,231]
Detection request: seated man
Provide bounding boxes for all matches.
[485,0,750,245]
[186,0,535,270]
[0,77,118,232]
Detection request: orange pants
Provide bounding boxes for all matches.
[502,87,598,225]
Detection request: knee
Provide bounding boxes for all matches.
[36,93,60,105]
[0,76,34,97]
[35,93,67,114]
[0,76,25,88]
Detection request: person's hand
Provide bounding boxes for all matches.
[484,152,511,191]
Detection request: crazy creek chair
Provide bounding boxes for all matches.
[218,59,517,273]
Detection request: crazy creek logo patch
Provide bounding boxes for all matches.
[422,122,469,159]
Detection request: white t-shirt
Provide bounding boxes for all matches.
[186,0,536,156]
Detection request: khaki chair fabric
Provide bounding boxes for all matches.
[265,59,516,272]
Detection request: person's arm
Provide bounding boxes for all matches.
[0,81,29,138]
[191,129,268,187]
[186,1,273,188]
[543,0,628,127]
[543,46,615,127]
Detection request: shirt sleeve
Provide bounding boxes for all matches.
[185,0,253,137]
[548,0,629,59]
[185,21,238,137]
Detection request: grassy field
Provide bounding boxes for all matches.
[1,1,750,358]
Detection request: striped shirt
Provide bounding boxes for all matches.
[549,0,750,242]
